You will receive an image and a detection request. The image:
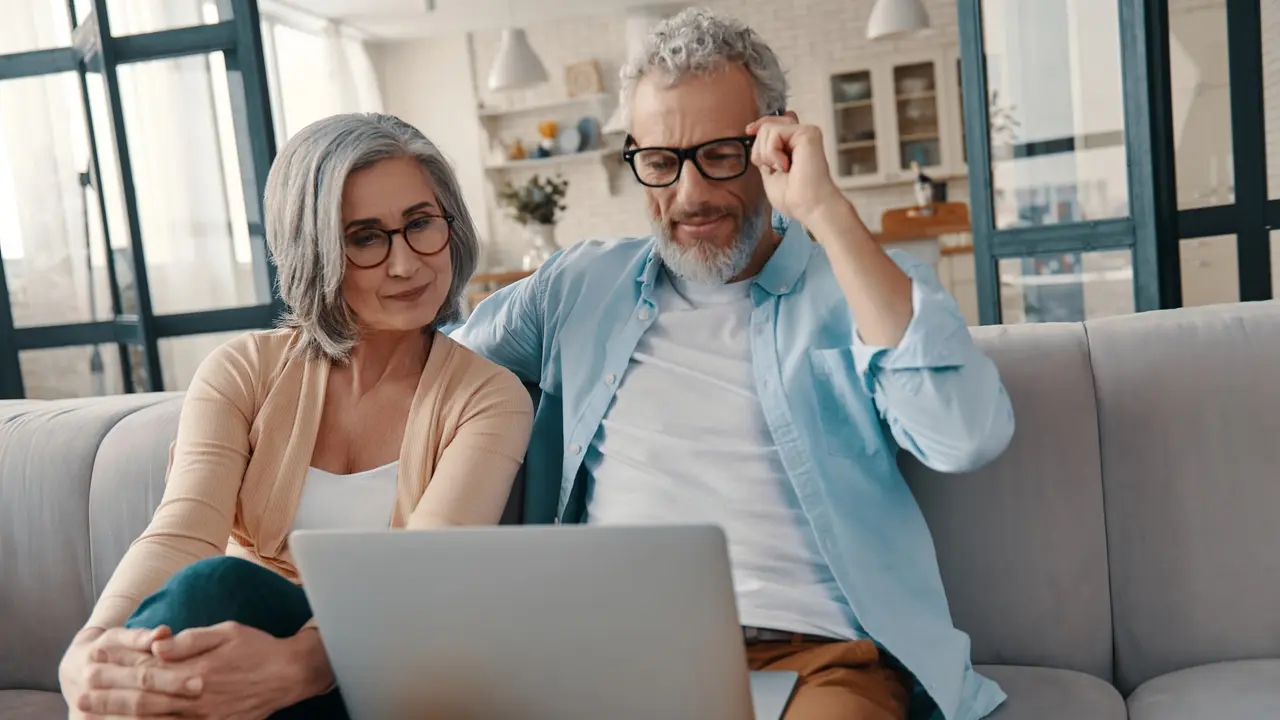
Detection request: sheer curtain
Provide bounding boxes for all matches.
[0,0,385,397]
[259,2,385,142]
[0,0,121,397]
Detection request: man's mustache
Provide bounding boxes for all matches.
[667,205,739,224]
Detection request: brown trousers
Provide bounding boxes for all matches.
[747,638,912,720]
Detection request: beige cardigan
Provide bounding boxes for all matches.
[86,329,533,630]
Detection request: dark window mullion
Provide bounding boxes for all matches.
[1123,0,1179,311]
[957,0,1000,325]
[89,0,163,390]
[152,304,276,338]
[0,48,79,80]
[989,219,1136,258]
[1178,205,1242,240]
[112,23,238,64]
[1225,0,1270,301]
[70,2,135,392]
[0,261,21,398]
[217,0,281,319]
[1265,200,1280,231]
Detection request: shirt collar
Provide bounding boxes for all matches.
[754,211,811,296]
[635,210,812,296]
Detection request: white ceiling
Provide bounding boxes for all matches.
[282,0,676,39]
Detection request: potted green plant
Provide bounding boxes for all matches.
[496,174,570,270]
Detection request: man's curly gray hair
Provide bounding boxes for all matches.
[619,7,789,130]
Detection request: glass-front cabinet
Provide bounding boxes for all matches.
[827,48,967,189]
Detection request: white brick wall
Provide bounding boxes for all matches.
[467,0,967,265]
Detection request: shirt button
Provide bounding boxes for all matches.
[638,308,651,321]
[779,285,789,293]
[604,374,617,386]
[568,443,582,455]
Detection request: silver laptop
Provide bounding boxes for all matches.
[290,525,798,720]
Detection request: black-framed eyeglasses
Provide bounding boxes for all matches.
[344,214,454,269]
[622,135,757,188]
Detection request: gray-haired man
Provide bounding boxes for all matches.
[454,8,1014,720]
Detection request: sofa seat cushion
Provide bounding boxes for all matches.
[1127,659,1280,719]
[979,665,1125,720]
[0,689,67,719]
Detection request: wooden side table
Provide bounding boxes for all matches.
[466,269,535,312]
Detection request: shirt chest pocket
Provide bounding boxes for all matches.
[807,347,888,459]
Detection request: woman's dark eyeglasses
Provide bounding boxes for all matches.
[622,135,758,188]
[344,214,454,269]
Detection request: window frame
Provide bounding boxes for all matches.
[0,0,279,397]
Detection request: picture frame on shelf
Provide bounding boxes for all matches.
[565,60,605,98]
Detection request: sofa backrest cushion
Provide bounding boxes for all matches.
[0,394,177,691]
[89,398,184,599]
[1088,300,1280,694]
[901,322,1114,683]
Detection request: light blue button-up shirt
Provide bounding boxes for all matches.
[451,214,1014,720]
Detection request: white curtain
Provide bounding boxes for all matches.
[262,8,385,142]
[0,1,383,397]
[0,0,125,397]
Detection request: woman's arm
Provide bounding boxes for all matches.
[407,368,535,528]
[86,336,259,629]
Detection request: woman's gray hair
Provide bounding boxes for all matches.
[264,112,480,361]
[619,7,788,128]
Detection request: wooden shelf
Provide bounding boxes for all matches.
[838,140,877,150]
[900,133,940,142]
[484,148,625,195]
[896,91,937,101]
[485,148,616,173]
[478,93,609,121]
[834,99,874,110]
[472,269,534,285]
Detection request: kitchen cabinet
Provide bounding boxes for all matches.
[826,46,967,189]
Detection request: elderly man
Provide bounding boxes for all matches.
[453,7,1013,720]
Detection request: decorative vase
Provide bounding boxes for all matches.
[522,222,558,270]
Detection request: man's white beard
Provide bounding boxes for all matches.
[652,203,768,284]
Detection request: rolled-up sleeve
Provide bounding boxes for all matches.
[851,250,1014,473]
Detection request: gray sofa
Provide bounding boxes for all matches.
[3,301,1280,719]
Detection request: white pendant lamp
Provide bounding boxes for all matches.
[487,28,549,91]
[602,8,670,134]
[866,0,931,40]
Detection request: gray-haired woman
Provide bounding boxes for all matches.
[57,113,533,719]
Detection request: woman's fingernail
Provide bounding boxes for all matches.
[186,677,203,692]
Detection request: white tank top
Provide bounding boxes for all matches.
[292,461,400,532]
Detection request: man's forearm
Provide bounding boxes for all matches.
[803,197,914,347]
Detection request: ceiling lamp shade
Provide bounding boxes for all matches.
[601,8,670,135]
[866,0,931,40]
[487,28,548,91]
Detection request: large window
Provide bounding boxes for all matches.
[1165,0,1277,306]
[0,0,382,399]
[960,0,1157,324]
[960,0,1279,323]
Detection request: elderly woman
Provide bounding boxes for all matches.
[57,113,533,718]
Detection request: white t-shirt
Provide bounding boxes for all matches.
[584,269,860,640]
[292,461,399,531]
